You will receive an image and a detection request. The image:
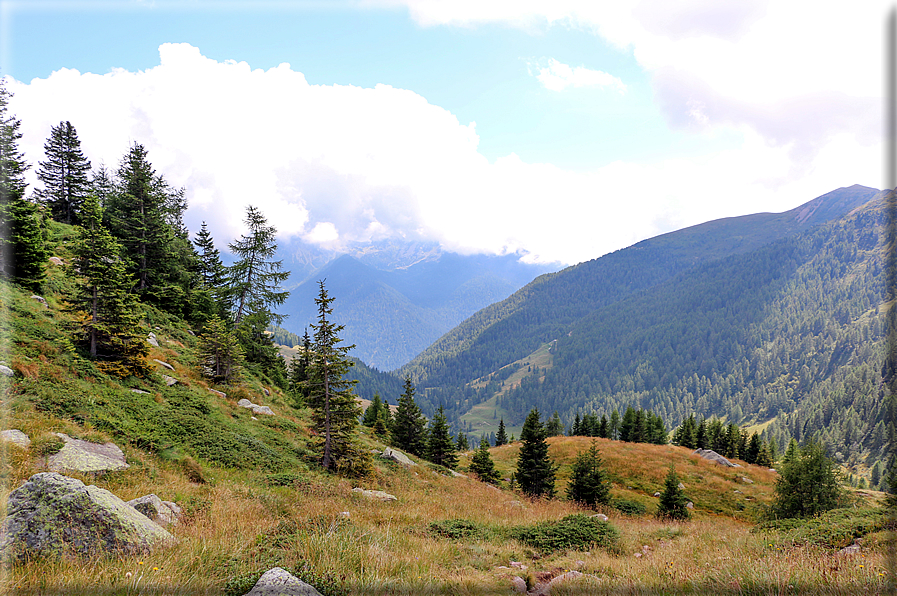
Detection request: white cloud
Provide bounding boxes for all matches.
[5,41,883,266]
[531,58,626,93]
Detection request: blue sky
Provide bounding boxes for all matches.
[0,1,887,265]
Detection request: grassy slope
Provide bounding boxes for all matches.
[0,247,889,594]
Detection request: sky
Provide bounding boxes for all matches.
[0,0,889,266]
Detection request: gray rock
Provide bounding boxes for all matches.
[209,389,227,398]
[379,447,416,467]
[153,359,175,371]
[31,295,48,307]
[48,256,64,266]
[130,389,149,394]
[0,473,173,560]
[692,448,737,467]
[127,494,180,526]
[48,433,129,473]
[187,330,196,336]
[678,482,685,489]
[739,476,754,484]
[351,488,397,501]
[237,398,253,408]
[147,333,159,348]
[252,405,275,416]
[509,576,527,593]
[590,513,609,521]
[243,567,323,596]
[1,429,30,448]
[686,501,694,509]
[837,544,861,556]
[0,365,13,377]
[264,388,270,396]
[161,375,178,386]
[654,492,661,497]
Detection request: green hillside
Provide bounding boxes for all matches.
[401,187,887,473]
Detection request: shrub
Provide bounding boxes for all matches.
[510,514,619,554]
[612,498,647,516]
[429,519,490,541]
[265,472,305,487]
[769,439,846,519]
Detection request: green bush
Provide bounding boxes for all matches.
[428,519,490,541]
[755,507,887,549]
[510,514,619,554]
[612,497,647,516]
[265,472,305,487]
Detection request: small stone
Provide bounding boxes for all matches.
[678,482,685,489]
[242,567,323,596]
[686,501,694,509]
[339,511,350,518]
[161,375,178,387]
[130,389,149,394]
[837,544,861,556]
[147,333,159,348]
[48,256,64,266]
[740,476,754,484]
[264,388,270,396]
[187,330,196,336]
[769,468,777,473]
[379,447,417,467]
[237,398,253,408]
[208,389,226,398]
[31,295,48,307]
[510,576,527,593]
[590,513,609,521]
[251,405,275,416]
[654,492,661,497]
[0,364,14,377]
[153,359,174,371]
[634,552,642,558]
[510,561,526,569]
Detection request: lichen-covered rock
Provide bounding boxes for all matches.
[0,473,173,560]
[48,433,129,473]
[351,488,397,501]
[692,448,737,467]
[127,494,181,526]
[237,398,275,416]
[379,447,416,467]
[1,429,31,448]
[0,364,14,377]
[243,567,322,596]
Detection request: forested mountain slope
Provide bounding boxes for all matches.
[401,186,887,465]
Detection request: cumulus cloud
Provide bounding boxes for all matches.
[5,41,883,266]
[530,58,626,93]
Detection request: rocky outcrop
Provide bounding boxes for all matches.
[692,448,738,467]
[127,494,181,526]
[243,567,323,596]
[0,473,173,559]
[48,433,129,473]
[379,447,416,467]
[351,488,397,501]
[1,429,31,449]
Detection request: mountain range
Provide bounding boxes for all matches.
[390,184,886,466]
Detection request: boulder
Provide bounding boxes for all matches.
[48,433,129,473]
[31,295,48,308]
[127,494,181,526]
[153,359,175,371]
[590,513,609,521]
[130,389,149,394]
[0,473,173,560]
[1,429,31,449]
[379,447,416,467]
[48,256,64,266]
[837,544,861,556]
[237,398,253,408]
[147,333,159,348]
[243,567,323,596]
[161,375,178,387]
[351,488,397,502]
[692,448,737,467]
[509,576,527,593]
[237,398,276,416]
[0,364,14,377]
[739,476,754,484]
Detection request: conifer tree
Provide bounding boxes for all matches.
[515,408,556,499]
[770,440,845,518]
[456,431,469,452]
[306,280,365,474]
[70,195,149,377]
[363,394,386,427]
[495,418,508,446]
[566,441,611,508]
[226,206,290,375]
[619,406,636,441]
[391,375,427,457]
[0,80,47,290]
[34,121,91,224]
[193,221,227,294]
[609,409,621,440]
[426,405,458,470]
[656,464,690,520]
[571,413,582,436]
[469,436,500,484]
[198,315,243,383]
[288,329,312,406]
[597,414,609,438]
[545,411,564,437]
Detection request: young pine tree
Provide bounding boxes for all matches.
[469,436,500,484]
[545,411,564,437]
[426,405,458,470]
[656,464,690,520]
[515,408,556,499]
[306,280,366,474]
[566,441,611,508]
[495,419,508,446]
[198,315,243,384]
[34,121,92,224]
[391,376,428,457]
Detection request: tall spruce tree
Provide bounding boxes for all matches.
[198,315,244,384]
[391,375,427,457]
[515,408,556,499]
[770,440,845,519]
[34,121,91,224]
[105,143,195,313]
[306,280,365,473]
[288,328,312,406]
[0,80,47,290]
[193,221,227,294]
[469,436,500,484]
[566,441,611,508]
[71,195,149,377]
[426,405,458,469]
[546,411,564,437]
